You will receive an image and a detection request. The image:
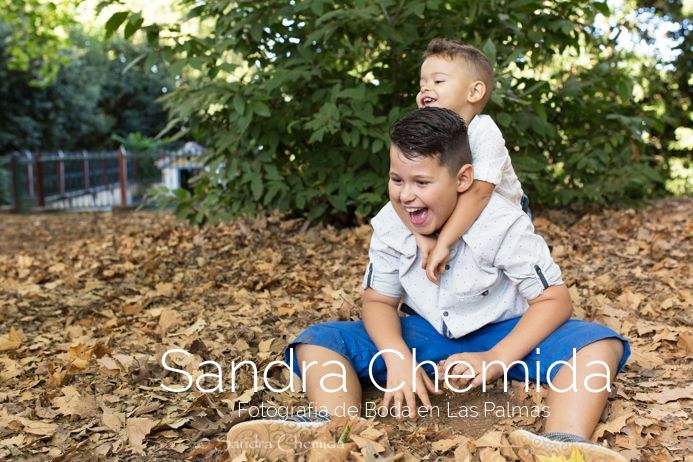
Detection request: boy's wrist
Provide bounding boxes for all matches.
[435,229,456,249]
[488,344,516,365]
[380,343,412,366]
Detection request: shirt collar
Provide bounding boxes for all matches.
[371,202,417,258]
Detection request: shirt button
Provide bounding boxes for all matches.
[482,290,489,296]
[445,264,450,270]
[443,311,449,317]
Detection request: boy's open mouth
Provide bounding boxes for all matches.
[422,96,437,106]
[406,207,429,225]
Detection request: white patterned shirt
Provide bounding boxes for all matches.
[362,193,562,338]
[469,115,524,206]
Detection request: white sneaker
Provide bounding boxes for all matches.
[227,412,329,460]
[509,429,627,462]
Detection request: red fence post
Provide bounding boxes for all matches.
[82,150,90,190]
[35,150,45,207]
[57,150,65,196]
[118,146,127,206]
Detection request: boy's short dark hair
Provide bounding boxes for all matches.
[389,107,472,174]
[424,38,494,107]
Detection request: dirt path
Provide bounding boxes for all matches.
[0,199,690,461]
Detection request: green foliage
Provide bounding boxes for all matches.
[0,25,173,153]
[112,132,175,180]
[106,0,679,224]
[632,1,691,161]
[0,0,74,86]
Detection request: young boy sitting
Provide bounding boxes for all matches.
[227,108,630,461]
[410,38,526,284]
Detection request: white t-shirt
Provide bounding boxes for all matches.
[468,114,524,206]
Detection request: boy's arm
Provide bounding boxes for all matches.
[489,284,572,364]
[362,289,440,416]
[440,214,569,387]
[361,288,408,355]
[428,116,508,283]
[427,179,495,282]
[440,285,572,387]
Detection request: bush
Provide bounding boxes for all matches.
[106,0,678,224]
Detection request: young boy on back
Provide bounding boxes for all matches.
[410,38,526,283]
[228,108,630,461]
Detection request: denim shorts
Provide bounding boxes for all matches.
[284,313,630,385]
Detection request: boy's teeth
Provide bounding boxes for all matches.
[406,207,424,212]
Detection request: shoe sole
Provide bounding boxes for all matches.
[509,429,627,462]
[226,419,323,460]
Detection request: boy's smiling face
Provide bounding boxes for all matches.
[388,145,473,236]
[417,55,478,120]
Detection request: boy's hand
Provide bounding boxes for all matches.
[414,234,437,271]
[437,351,507,390]
[379,352,441,420]
[425,243,451,284]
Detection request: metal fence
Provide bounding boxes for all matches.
[8,147,200,212]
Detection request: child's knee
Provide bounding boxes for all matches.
[295,343,339,364]
[594,338,624,361]
[579,338,624,376]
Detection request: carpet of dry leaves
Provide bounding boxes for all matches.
[0,198,691,462]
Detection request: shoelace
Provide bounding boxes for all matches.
[543,432,592,444]
[285,411,331,423]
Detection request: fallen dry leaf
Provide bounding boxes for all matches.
[0,327,23,351]
[634,384,693,404]
[127,417,155,454]
[0,199,689,460]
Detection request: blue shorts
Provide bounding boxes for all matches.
[283,313,630,385]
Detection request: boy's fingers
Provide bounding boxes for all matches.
[416,382,432,411]
[423,371,443,395]
[381,391,392,411]
[392,391,403,418]
[450,362,473,385]
[425,263,438,284]
[452,364,476,388]
[404,390,418,420]
[471,375,484,388]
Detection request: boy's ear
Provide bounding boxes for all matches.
[467,80,486,104]
[456,164,474,193]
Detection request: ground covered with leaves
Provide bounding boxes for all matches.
[0,199,691,461]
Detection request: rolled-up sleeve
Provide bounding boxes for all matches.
[362,232,404,298]
[493,216,563,301]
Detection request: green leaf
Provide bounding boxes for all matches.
[251,175,263,201]
[233,94,245,115]
[496,113,512,127]
[124,13,144,39]
[481,39,497,63]
[105,11,130,38]
[252,101,271,117]
[593,1,610,16]
[307,203,328,221]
